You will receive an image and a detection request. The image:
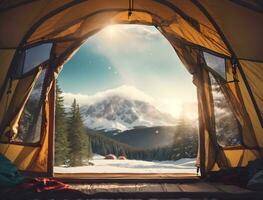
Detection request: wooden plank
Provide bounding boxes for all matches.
[162,183,181,192]
[136,183,164,192]
[54,172,198,180]
[68,183,263,200]
[69,184,92,194]
[90,183,139,194]
[179,182,220,192]
[54,173,200,184]
[212,183,252,194]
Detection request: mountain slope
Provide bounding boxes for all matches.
[100,126,177,149]
[80,91,177,131]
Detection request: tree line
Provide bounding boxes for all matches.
[87,125,197,161]
[55,84,92,166]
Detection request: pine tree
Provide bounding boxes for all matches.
[54,84,69,166]
[68,99,92,166]
[82,134,93,160]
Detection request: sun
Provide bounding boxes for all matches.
[160,101,198,121]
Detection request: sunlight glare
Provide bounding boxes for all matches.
[185,111,198,120]
[103,25,118,39]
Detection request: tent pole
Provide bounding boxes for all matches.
[47,80,55,177]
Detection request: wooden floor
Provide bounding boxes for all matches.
[55,172,198,183]
[69,182,263,199]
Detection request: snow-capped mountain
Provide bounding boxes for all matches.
[80,95,177,131]
[77,87,177,131]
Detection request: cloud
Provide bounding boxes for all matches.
[62,92,91,107]
[101,24,161,41]
[62,85,155,107]
[62,85,198,119]
[118,25,161,41]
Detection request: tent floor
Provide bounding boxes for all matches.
[51,174,263,199]
[1,178,263,199]
[66,181,263,199]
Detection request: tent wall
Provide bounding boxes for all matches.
[239,60,263,136]
[199,0,263,61]
[0,0,262,176]
[0,80,54,175]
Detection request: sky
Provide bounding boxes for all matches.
[58,24,197,119]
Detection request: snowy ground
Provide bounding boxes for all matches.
[54,154,196,173]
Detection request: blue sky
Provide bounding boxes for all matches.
[58,24,197,118]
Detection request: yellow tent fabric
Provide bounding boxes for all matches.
[0,0,262,177]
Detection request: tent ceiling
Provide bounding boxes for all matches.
[1,0,262,62]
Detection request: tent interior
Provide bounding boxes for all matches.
[0,0,263,198]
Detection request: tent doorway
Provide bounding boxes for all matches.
[52,24,199,177]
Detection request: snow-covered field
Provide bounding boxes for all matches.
[54,154,196,173]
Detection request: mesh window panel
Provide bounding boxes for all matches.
[23,43,52,74]
[204,52,226,80]
[209,73,241,147]
[14,69,47,143]
[14,43,52,78]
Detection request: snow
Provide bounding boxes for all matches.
[84,117,131,132]
[80,94,177,132]
[54,154,196,174]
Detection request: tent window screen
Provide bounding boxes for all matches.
[204,52,226,80]
[14,43,52,77]
[13,70,47,143]
[209,73,241,147]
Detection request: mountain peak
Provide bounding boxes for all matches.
[63,85,177,132]
[80,94,176,132]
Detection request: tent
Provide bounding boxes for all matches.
[0,0,262,178]
[105,154,117,160]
